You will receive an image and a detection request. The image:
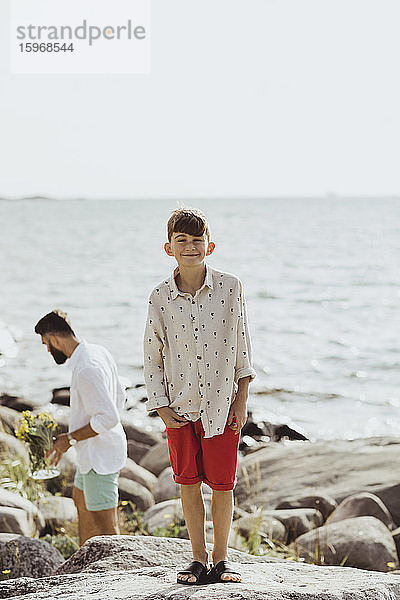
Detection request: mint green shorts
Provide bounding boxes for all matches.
[73,468,119,511]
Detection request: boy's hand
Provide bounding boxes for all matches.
[227,377,250,435]
[157,407,189,429]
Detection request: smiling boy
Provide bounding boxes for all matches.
[144,207,256,585]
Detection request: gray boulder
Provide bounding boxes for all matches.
[276,495,337,521]
[234,513,286,543]
[327,492,395,530]
[263,508,324,543]
[143,499,184,534]
[127,439,152,463]
[0,405,21,435]
[236,438,400,525]
[120,458,157,493]
[0,432,28,461]
[294,516,399,572]
[153,466,180,502]
[0,488,45,534]
[121,415,161,446]
[0,533,64,578]
[37,496,77,535]
[0,507,33,536]
[118,477,155,512]
[139,440,170,476]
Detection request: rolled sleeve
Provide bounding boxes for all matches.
[77,367,120,434]
[234,281,257,385]
[143,297,170,413]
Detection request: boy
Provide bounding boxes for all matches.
[144,207,256,584]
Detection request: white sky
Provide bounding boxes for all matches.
[0,0,399,199]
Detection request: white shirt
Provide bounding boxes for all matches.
[144,264,256,438]
[68,341,127,474]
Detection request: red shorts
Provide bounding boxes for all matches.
[165,419,240,491]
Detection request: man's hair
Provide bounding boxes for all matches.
[34,310,75,337]
[167,207,210,242]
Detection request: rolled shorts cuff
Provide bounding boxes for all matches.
[173,473,204,485]
[203,477,236,491]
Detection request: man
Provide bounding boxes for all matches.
[35,310,127,545]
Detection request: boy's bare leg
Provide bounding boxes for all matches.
[179,481,208,582]
[211,489,241,582]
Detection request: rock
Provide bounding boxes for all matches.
[118,477,155,512]
[0,533,64,578]
[153,466,180,502]
[120,458,157,493]
[0,431,29,461]
[143,499,184,534]
[276,495,337,521]
[294,516,399,572]
[235,438,400,523]
[121,415,161,447]
[327,492,395,530]
[0,536,386,599]
[55,534,281,575]
[0,507,34,536]
[392,527,400,558]
[234,513,286,543]
[0,406,21,435]
[0,488,45,535]
[51,387,70,406]
[139,440,170,476]
[0,394,45,412]
[127,439,152,463]
[37,496,77,535]
[262,508,324,543]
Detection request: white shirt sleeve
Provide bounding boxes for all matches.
[76,366,120,434]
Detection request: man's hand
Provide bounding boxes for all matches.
[227,377,250,435]
[45,433,70,467]
[157,407,189,429]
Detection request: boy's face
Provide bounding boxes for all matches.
[164,232,215,267]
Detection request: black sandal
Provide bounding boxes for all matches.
[176,560,209,585]
[208,560,241,583]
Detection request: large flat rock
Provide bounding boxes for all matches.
[235,438,400,523]
[1,560,400,599]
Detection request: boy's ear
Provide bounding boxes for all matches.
[206,241,215,256]
[164,242,174,257]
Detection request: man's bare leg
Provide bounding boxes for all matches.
[211,489,241,582]
[72,486,119,545]
[178,482,208,582]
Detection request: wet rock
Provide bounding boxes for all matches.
[118,477,155,512]
[327,492,395,530]
[0,533,64,578]
[139,440,170,476]
[294,516,399,572]
[120,458,157,493]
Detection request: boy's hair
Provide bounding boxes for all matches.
[167,207,210,242]
[34,310,75,337]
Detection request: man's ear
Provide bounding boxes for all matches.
[206,241,215,256]
[48,334,61,349]
[164,242,174,257]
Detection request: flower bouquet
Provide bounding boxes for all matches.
[15,411,60,480]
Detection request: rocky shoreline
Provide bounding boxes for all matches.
[2,389,400,598]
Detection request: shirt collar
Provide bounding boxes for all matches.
[169,263,214,300]
[67,340,85,371]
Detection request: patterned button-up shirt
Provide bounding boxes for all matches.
[143,264,256,438]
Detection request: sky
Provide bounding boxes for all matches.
[0,0,399,199]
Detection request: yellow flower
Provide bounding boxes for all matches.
[121,501,129,506]
[2,570,11,574]
[387,562,395,568]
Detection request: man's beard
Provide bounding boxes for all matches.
[49,343,68,365]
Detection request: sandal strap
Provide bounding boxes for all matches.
[178,560,207,581]
[214,560,240,577]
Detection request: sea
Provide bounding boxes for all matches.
[0,197,399,441]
